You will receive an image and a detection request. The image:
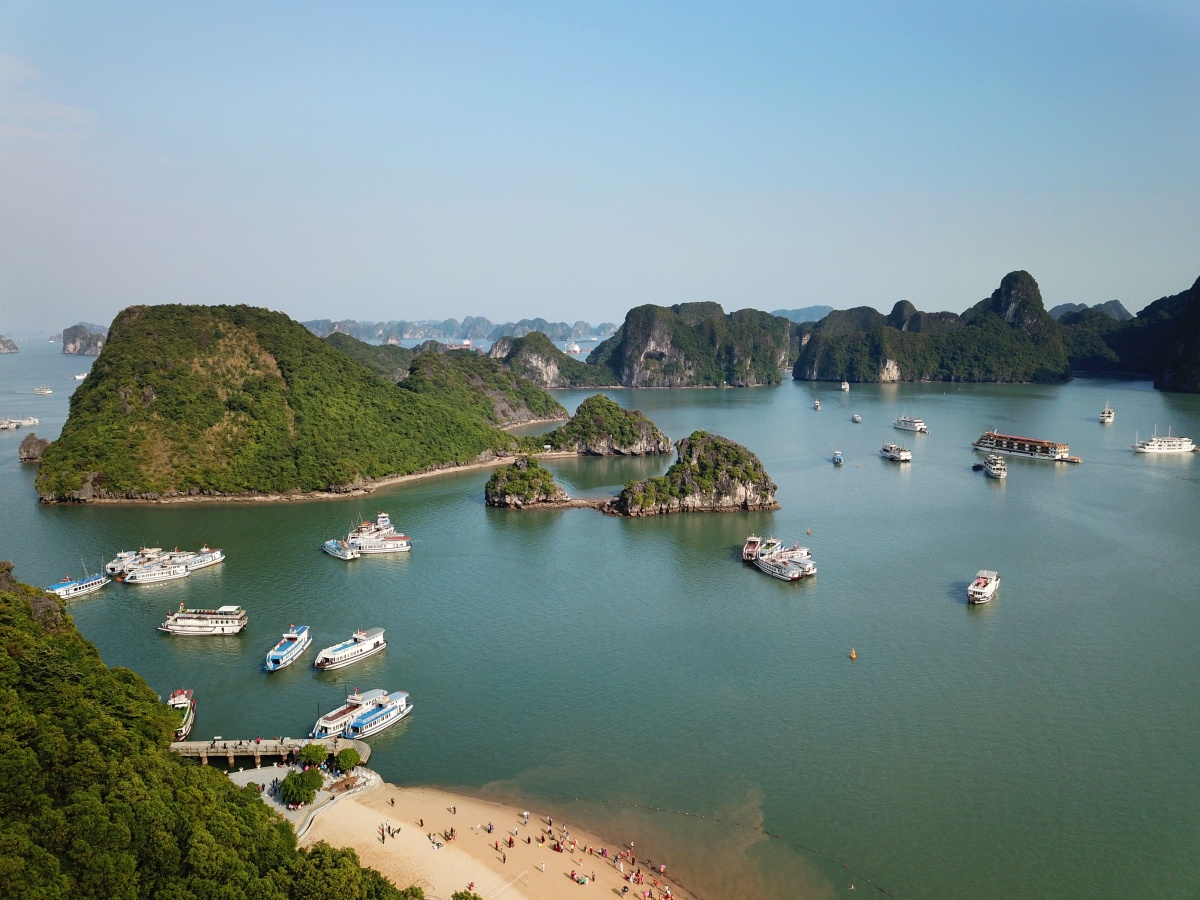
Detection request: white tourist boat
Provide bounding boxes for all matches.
[314,628,387,670]
[123,563,190,584]
[983,454,1007,479]
[310,689,383,738]
[968,570,1000,604]
[45,569,110,600]
[175,546,225,571]
[107,547,165,577]
[322,538,361,560]
[893,415,928,433]
[741,534,764,561]
[971,431,1074,462]
[833,450,844,466]
[72,373,87,381]
[852,414,862,423]
[1100,402,1114,424]
[757,537,812,561]
[813,399,821,410]
[1132,429,1195,454]
[753,554,816,582]
[264,625,312,671]
[344,512,412,554]
[11,416,39,427]
[168,688,196,740]
[33,385,52,395]
[880,442,912,462]
[158,603,248,635]
[840,380,850,391]
[344,690,413,739]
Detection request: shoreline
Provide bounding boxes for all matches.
[300,776,701,900]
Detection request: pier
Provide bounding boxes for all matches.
[170,736,370,768]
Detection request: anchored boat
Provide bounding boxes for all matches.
[343,690,413,739]
[1132,428,1195,454]
[311,689,382,738]
[968,570,1000,604]
[880,442,912,462]
[893,415,928,433]
[314,628,387,670]
[168,689,196,740]
[972,431,1074,462]
[45,567,110,600]
[158,603,248,635]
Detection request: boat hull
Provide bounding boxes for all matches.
[315,640,387,670]
[346,701,413,738]
[264,633,313,671]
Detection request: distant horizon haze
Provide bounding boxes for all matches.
[1,3,1197,332]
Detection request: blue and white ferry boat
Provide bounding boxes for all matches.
[264,625,312,672]
[310,688,383,738]
[45,570,111,600]
[344,690,413,739]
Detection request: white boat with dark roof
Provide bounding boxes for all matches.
[1132,429,1195,454]
[972,431,1075,462]
[310,689,382,738]
[314,628,387,670]
[1100,402,1114,424]
[264,625,312,672]
[880,442,912,462]
[168,689,196,740]
[344,690,413,739]
[968,570,1000,604]
[893,415,928,433]
[158,603,247,635]
[45,569,110,600]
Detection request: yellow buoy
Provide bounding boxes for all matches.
[850,648,857,660]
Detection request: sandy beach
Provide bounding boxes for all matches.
[300,778,698,900]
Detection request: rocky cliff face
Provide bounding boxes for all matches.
[543,394,672,455]
[61,324,105,355]
[0,335,17,353]
[1153,276,1200,393]
[588,304,792,388]
[488,332,616,389]
[18,433,50,462]
[965,270,1053,334]
[605,431,779,516]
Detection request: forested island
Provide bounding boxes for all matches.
[35,305,535,502]
[541,394,672,455]
[304,316,617,343]
[0,561,419,899]
[0,334,17,352]
[794,271,1200,392]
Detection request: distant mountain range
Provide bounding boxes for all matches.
[1047,300,1132,321]
[771,305,834,323]
[303,317,618,343]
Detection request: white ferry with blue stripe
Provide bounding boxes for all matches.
[310,689,384,738]
[264,625,312,671]
[344,690,412,739]
[45,570,111,600]
[314,628,387,671]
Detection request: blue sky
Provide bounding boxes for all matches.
[1,1,1198,331]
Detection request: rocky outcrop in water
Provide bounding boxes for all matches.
[543,394,671,455]
[18,433,50,462]
[484,457,570,508]
[603,431,779,516]
[487,332,616,389]
[61,323,106,355]
[0,335,17,353]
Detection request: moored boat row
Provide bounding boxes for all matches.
[310,687,413,740]
[105,545,225,582]
[323,512,412,559]
[742,535,817,582]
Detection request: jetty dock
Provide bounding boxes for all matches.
[170,736,370,768]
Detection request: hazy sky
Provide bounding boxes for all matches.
[2,1,1198,332]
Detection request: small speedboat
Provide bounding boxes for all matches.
[840,381,850,391]
[833,450,844,466]
[851,414,862,423]
[813,399,821,411]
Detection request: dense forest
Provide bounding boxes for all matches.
[0,561,417,899]
[794,271,1200,391]
[540,394,671,455]
[35,305,519,501]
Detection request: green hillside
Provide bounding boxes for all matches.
[0,561,411,899]
[323,332,417,382]
[400,349,567,425]
[35,305,516,501]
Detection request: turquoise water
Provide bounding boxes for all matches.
[3,341,1199,898]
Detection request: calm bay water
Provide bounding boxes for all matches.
[3,340,1199,898]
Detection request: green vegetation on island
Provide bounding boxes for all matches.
[35,304,518,501]
[0,561,414,900]
[609,431,779,516]
[487,332,618,389]
[401,349,567,426]
[589,303,794,387]
[0,334,17,353]
[540,394,672,455]
[484,456,568,507]
[323,332,418,382]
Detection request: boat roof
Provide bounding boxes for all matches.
[975,570,999,578]
[979,431,1067,446]
[349,688,388,703]
[355,627,385,639]
[215,605,243,613]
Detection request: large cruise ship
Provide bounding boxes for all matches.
[893,416,928,433]
[340,512,412,555]
[971,431,1074,462]
[343,690,413,739]
[314,628,387,670]
[1132,429,1195,454]
[264,625,312,671]
[880,442,912,462]
[158,603,248,635]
